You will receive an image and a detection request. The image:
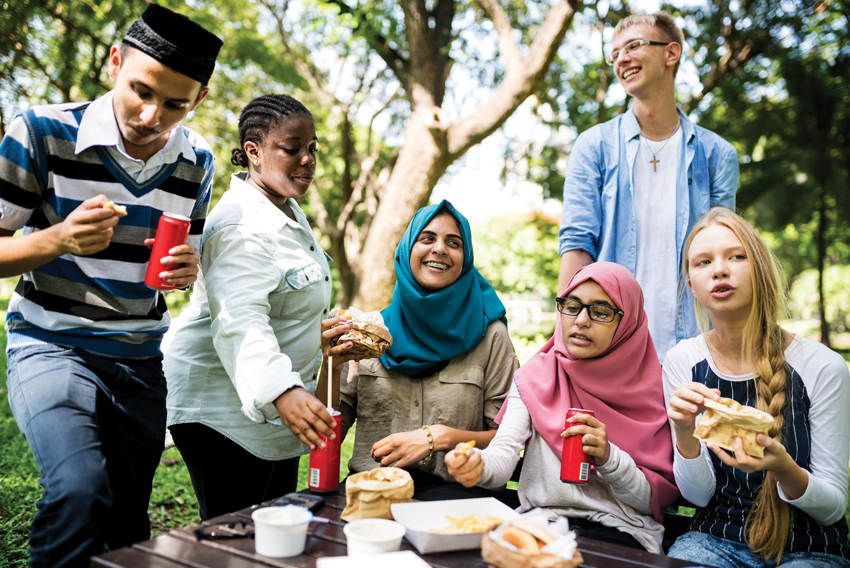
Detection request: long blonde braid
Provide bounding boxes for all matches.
[684,208,791,562]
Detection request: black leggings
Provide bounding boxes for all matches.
[170,423,301,520]
[568,517,646,550]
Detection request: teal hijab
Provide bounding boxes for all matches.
[379,200,507,376]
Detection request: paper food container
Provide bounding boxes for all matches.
[391,497,520,554]
[316,550,431,568]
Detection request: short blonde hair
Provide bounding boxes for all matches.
[613,13,685,77]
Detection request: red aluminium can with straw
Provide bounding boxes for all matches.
[560,408,594,485]
[144,212,191,290]
[308,410,342,492]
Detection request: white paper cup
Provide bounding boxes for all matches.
[252,505,312,557]
[343,519,406,556]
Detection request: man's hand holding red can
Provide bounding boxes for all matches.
[144,239,200,289]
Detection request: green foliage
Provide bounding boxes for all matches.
[788,266,850,332]
[511,333,552,366]
[762,221,850,284]
[472,213,561,305]
[164,288,193,319]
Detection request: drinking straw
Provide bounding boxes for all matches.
[327,355,333,410]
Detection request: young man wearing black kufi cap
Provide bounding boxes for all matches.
[0,5,222,566]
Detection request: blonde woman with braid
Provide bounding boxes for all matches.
[663,207,850,568]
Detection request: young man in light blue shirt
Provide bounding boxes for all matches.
[558,13,738,363]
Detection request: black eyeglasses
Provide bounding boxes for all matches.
[556,297,623,323]
[606,39,673,65]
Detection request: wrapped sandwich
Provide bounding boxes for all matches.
[340,467,413,521]
[330,307,392,358]
[693,397,775,458]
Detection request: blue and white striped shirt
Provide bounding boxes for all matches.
[0,92,214,358]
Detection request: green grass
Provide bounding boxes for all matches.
[0,317,42,568]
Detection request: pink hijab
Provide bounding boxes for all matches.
[497,262,678,521]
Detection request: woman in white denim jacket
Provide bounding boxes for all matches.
[164,94,354,520]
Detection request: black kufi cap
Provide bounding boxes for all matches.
[123,4,223,85]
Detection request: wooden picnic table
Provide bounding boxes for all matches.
[92,490,710,568]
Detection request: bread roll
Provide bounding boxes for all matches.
[502,526,540,552]
[104,201,127,217]
[511,520,555,545]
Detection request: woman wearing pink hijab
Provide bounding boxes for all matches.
[446,262,679,552]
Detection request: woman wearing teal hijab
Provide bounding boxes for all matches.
[339,200,519,501]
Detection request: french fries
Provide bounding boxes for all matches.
[430,514,504,534]
[458,440,476,455]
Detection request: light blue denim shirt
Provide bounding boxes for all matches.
[558,107,738,347]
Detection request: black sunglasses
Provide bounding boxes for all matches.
[193,521,254,541]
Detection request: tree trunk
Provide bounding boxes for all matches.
[816,184,830,348]
[331,232,356,307]
[349,0,577,310]
[352,114,449,310]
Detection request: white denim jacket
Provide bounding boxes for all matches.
[164,172,332,460]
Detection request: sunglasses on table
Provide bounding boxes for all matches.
[555,297,624,323]
[606,39,674,65]
[193,521,253,541]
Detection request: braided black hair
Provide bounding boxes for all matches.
[230,94,313,167]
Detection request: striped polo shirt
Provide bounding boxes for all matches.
[664,335,850,559]
[0,93,214,358]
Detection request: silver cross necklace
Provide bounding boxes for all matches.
[642,120,681,173]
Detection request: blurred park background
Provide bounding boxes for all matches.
[1,0,849,564]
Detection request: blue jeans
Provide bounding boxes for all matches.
[669,531,850,568]
[6,344,166,568]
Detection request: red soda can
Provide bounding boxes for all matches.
[560,408,594,485]
[144,212,191,290]
[308,411,343,492]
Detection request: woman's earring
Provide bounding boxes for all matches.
[254,160,259,166]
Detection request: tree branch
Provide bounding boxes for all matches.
[320,0,411,92]
[402,0,442,107]
[357,149,397,250]
[431,0,455,105]
[337,142,383,234]
[367,85,401,153]
[446,0,578,158]
[41,2,112,54]
[260,0,337,109]
[475,0,522,76]
[6,39,70,101]
[684,33,766,113]
[307,181,335,239]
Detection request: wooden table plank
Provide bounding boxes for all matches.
[576,537,710,568]
[91,546,197,568]
[94,486,714,568]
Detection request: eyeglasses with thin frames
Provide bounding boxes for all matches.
[606,39,673,65]
[556,297,624,323]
